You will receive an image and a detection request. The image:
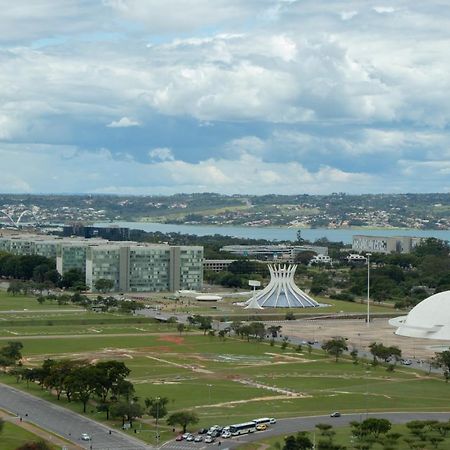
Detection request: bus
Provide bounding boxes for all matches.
[252,417,276,425]
[229,422,256,436]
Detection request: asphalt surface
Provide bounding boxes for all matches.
[0,383,150,450]
[162,412,450,450]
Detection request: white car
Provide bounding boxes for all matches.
[269,418,276,424]
[81,433,91,441]
[205,436,215,443]
[221,431,231,439]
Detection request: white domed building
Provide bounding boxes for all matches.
[389,290,450,340]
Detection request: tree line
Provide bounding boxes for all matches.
[282,418,450,450]
[1,340,200,435]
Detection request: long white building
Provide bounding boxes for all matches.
[352,235,423,254]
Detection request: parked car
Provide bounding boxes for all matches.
[194,435,203,442]
[221,431,232,439]
[330,412,341,418]
[81,433,91,441]
[205,436,215,443]
[176,435,184,441]
[401,359,412,366]
[182,432,191,439]
[186,434,195,441]
[256,424,267,431]
[269,418,276,424]
[198,428,208,434]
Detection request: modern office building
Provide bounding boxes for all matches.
[85,244,203,292]
[220,244,328,262]
[0,233,203,292]
[352,235,423,254]
[62,224,130,241]
[203,259,237,272]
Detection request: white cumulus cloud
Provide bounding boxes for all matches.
[107,117,141,128]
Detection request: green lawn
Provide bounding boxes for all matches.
[0,421,57,450]
[0,291,81,311]
[2,333,449,445]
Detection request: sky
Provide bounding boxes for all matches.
[1,0,450,195]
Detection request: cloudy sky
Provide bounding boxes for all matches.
[1,0,450,195]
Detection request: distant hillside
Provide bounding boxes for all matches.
[1,192,449,230]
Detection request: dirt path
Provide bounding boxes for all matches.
[0,409,83,450]
[145,355,213,373]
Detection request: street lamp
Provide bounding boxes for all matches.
[366,253,371,326]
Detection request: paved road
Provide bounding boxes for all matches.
[1,382,449,450]
[162,412,450,450]
[0,383,151,450]
[0,309,84,314]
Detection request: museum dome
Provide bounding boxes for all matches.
[389,290,450,340]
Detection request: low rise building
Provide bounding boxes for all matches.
[220,244,328,262]
[203,259,237,272]
[352,235,423,254]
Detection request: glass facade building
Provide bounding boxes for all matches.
[0,233,203,293]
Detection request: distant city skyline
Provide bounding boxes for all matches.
[1,1,449,195]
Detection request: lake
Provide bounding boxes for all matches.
[95,221,450,244]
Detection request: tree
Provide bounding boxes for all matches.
[110,401,143,428]
[315,423,335,442]
[360,418,392,439]
[0,341,23,367]
[97,400,112,420]
[7,280,22,295]
[0,417,4,434]
[65,366,98,413]
[268,325,282,337]
[295,251,316,265]
[44,359,84,401]
[283,432,313,450]
[167,411,199,433]
[369,342,401,367]
[433,351,450,382]
[249,322,266,340]
[350,349,359,365]
[322,337,348,362]
[145,397,169,424]
[59,268,85,289]
[94,361,131,402]
[94,278,114,293]
[177,323,185,335]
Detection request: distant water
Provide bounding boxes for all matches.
[95,221,450,244]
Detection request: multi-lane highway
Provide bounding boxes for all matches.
[0,383,149,450]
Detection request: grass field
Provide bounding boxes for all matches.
[2,332,449,445]
[238,423,450,450]
[0,288,444,446]
[0,421,57,450]
[0,291,81,311]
